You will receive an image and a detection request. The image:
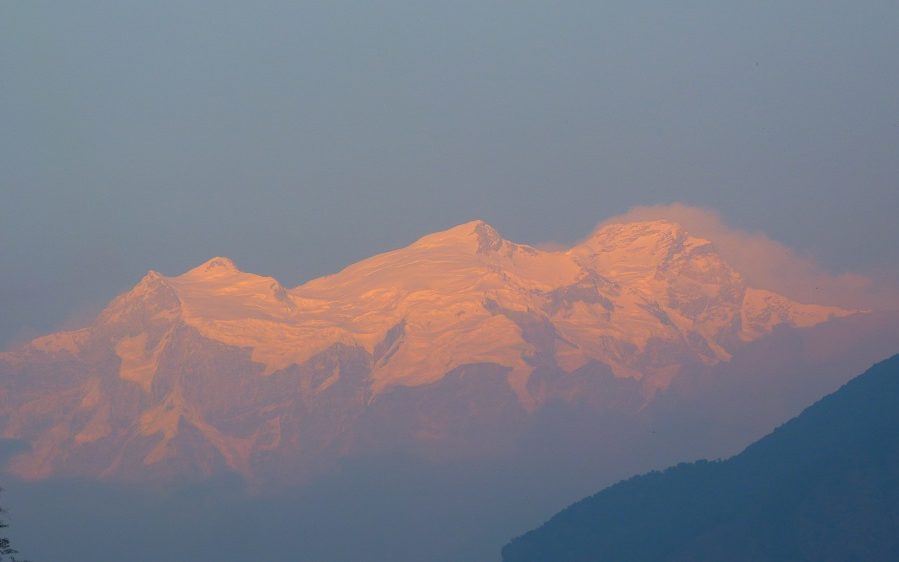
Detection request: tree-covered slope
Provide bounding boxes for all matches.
[503,354,899,562]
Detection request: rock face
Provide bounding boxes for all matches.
[502,354,899,562]
[0,219,853,484]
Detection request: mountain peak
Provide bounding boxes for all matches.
[134,269,165,288]
[586,219,691,245]
[118,269,171,299]
[409,220,506,254]
[199,256,238,271]
[474,221,504,253]
[179,256,241,279]
[570,219,716,281]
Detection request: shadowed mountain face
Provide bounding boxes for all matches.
[503,354,899,562]
[0,219,857,485]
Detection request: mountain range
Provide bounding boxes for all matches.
[4,218,899,562]
[0,219,875,486]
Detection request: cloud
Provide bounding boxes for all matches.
[593,203,899,311]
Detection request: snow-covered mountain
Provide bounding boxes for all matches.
[0,219,856,484]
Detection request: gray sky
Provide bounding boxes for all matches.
[2,0,898,347]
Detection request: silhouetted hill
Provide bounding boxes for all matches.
[503,354,899,562]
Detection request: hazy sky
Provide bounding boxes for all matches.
[2,0,898,346]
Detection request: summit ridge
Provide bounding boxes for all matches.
[0,218,859,483]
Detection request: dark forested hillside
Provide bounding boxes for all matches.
[503,354,899,562]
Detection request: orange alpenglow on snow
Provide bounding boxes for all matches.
[0,219,856,482]
[42,220,850,397]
